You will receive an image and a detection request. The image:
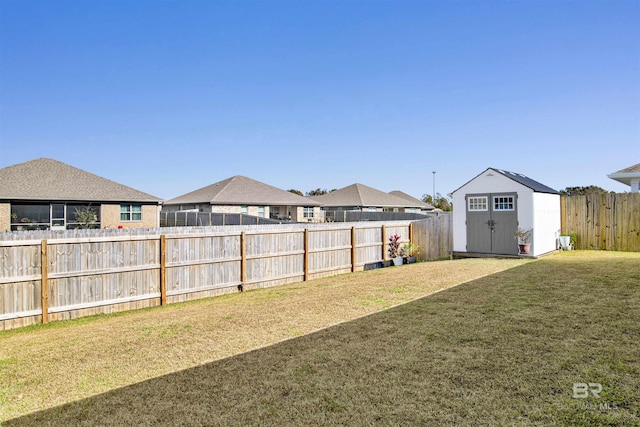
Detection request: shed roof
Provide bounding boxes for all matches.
[452,168,559,195]
[607,162,640,186]
[0,158,162,202]
[165,176,321,206]
[308,183,426,208]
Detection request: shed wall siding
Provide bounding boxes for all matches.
[532,192,561,256]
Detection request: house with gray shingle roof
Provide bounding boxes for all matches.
[388,190,435,211]
[0,158,163,231]
[607,162,640,193]
[307,183,432,221]
[163,176,323,222]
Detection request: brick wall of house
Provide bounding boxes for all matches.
[101,204,160,229]
[0,203,10,232]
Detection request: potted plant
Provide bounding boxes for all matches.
[388,233,403,266]
[515,227,532,254]
[400,243,419,263]
[558,232,576,250]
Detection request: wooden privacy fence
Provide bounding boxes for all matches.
[412,213,453,260]
[1,220,456,330]
[561,193,640,251]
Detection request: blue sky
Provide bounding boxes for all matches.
[1,0,638,200]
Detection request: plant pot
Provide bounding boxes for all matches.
[518,243,531,255]
[408,256,416,263]
[392,256,403,266]
[559,236,571,250]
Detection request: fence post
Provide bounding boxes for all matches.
[409,222,414,244]
[240,232,247,285]
[304,229,309,281]
[160,235,167,305]
[351,226,357,273]
[381,225,387,261]
[41,240,49,324]
[560,196,566,233]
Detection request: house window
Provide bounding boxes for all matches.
[10,203,50,231]
[120,204,142,221]
[257,206,265,217]
[66,204,101,229]
[270,207,282,219]
[468,197,488,211]
[241,205,248,214]
[10,203,102,231]
[494,196,515,211]
[303,207,314,218]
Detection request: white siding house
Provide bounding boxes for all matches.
[451,168,560,257]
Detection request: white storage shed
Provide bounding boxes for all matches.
[451,168,560,257]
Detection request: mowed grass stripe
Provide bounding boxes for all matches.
[4,251,640,425]
[1,257,528,422]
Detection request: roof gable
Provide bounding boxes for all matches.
[0,158,162,202]
[388,190,434,209]
[612,162,640,174]
[452,168,558,195]
[309,183,427,208]
[165,176,321,206]
[608,162,640,186]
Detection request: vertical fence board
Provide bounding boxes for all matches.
[304,229,309,281]
[351,227,357,273]
[41,240,48,324]
[160,235,166,305]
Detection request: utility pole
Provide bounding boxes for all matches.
[432,171,436,203]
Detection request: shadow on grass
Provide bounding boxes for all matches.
[6,255,640,426]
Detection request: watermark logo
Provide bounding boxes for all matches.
[573,382,602,399]
[568,382,626,411]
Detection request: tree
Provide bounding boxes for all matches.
[306,188,336,196]
[73,205,98,229]
[287,189,303,196]
[559,186,609,196]
[422,193,452,211]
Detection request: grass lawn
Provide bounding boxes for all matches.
[2,251,639,425]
